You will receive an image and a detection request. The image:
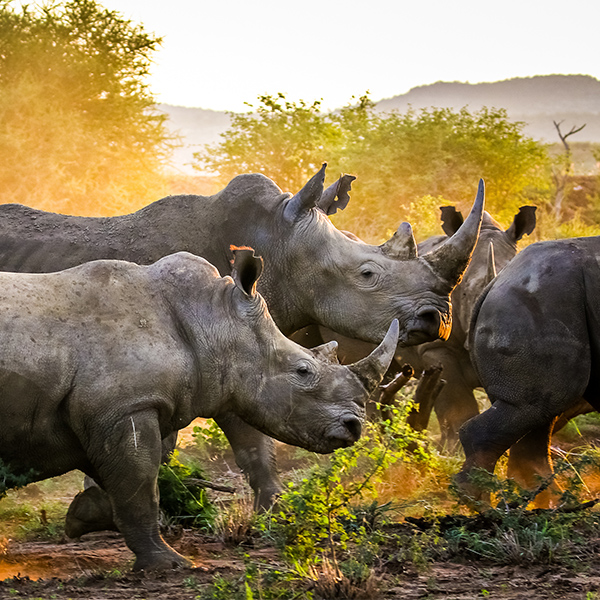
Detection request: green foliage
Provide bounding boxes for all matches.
[196,93,552,242]
[409,451,600,566]
[192,419,231,454]
[336,106,550,230]
[269,402,430,569]
[195,562,312,600]
[0,459,36,499]
[194,92,349,192]
[157,452,216,528]
[0,0,174,215]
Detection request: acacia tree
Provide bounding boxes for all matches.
[197,94,551,241]
[333,106,552,238]
[0,0,174,215]
[194,93,353,193]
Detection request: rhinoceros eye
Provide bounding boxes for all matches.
[359,266,380,287]
[297,364,311,376]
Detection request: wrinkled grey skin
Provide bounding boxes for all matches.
[0,166,485,509]
[400,206,536,447]
[457,237,600,503]
[0,249,399,570]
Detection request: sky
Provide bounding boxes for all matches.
[99,0,600,113]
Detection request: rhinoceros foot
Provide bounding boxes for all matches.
[132,546,192,571]
[452,471,491,510]
[65,486,117,538]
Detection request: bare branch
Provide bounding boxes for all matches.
[553,120,586,151]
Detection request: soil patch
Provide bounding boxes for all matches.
[0,530,600,599]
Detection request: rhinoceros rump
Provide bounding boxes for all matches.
[0,249,398,570]
[0,166,484,508]
[457,237,600,503]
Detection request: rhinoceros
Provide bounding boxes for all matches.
[294,204,536,448]
[457,237,600,503]
[400,205,536,446]
[0,165,485,508]
[0,248,399,570]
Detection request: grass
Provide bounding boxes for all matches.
[0,470,84,541]
[2,409,600,598]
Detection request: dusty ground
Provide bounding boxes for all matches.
[0,529,599,599]
[1,417,600,599]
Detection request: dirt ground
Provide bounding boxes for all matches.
[1,418,600,599]
[0,528,599,599]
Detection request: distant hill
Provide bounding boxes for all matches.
[160,75,600,173]
[376,75,600,144]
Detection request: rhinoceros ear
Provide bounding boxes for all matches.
[506,206,537,243]
[440,206,464,237]
[231,247,264,297]
[310,341,340,364]
[283,163,327,222]
[380,222,418,260]
[317,174,356,215]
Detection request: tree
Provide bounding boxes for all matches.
[332,106,552,239]
[551,120,586,220]
[198,95,551,242]
[0,0,174,215]
[194,93,348,193]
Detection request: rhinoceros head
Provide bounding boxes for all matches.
[222,249,399,453]
[258,167,485,347]
[424,204,537,341]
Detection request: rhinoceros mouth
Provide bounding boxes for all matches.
[401,329,441,346]
[326,437,355,450]
[399,307,449,346]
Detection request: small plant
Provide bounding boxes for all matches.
[213,493,257,546]
[310,556,378,600]
[0,459,37,499]
[157,452,217,529]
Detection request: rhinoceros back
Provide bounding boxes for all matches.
[0,198,217,274]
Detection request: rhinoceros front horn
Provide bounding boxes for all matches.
[423,179,485,290]
[348,319,399,395]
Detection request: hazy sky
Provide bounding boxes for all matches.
[100,0,600,112]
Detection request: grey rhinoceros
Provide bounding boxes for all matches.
[295,203,536,448]
[0,248,399,570]
[400,205,536,446]
[457,236,600,503]
[0,165,485,508]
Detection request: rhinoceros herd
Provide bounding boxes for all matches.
[0,164,596,570]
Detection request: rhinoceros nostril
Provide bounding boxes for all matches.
[342,415,362,441]
[416,308,441,334]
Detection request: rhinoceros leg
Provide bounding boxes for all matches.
[434,373,480,451]
[65,484,117,538]
[456,400,554,503]
[506,422,557,507]
[90,412,190,571]
[65,431,179,539]
[506,398,595,508]
[415,347,480,450]
[214,412,282,510]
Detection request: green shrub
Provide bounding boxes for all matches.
[157,453,217,529]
